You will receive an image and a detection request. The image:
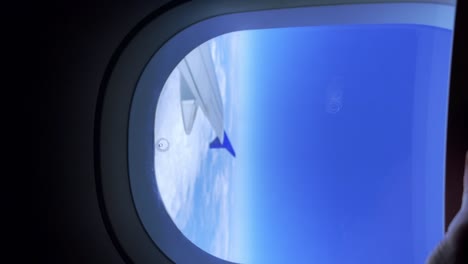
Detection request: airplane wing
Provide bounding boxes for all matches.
[209,131,236,157]
[178,43,224,142]
[177,42,224,143]
[177,41,235,157]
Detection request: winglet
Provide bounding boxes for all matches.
[209,131,236,157]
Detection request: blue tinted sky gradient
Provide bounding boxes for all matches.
[239,24,453,263]
[155,24,453,264]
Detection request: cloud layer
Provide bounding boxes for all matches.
[154,32,244,262]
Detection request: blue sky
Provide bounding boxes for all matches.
[154,24,453,263]
[241,25,452,264]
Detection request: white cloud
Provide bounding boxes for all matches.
[154,31,247,263]
[226,32,242,133]
[209,38,227,107]
[210,165,231,260]
[208,31,245,263]
[154,67,212,230]
[210,38,218,63]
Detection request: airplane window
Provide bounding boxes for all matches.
[98,2,461,264]
[153,23,454,263]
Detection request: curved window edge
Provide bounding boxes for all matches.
[96,1,458,264]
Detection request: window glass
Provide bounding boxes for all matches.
[154,24,453,263]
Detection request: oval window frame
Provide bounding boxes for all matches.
[95,1,456,263]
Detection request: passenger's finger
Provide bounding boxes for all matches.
[426,150,468,264]
[446,151,468,240]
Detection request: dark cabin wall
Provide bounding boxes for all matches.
[445,0,468,232]
[38,1,171,263]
